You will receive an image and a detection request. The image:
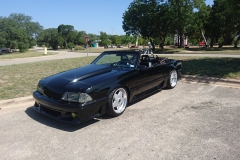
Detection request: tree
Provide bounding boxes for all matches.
[189,3,210,45]
[76,31,87,45]
[37,28,64,50]
[167,0,207,48]
[0,17,30,52]
[153,2,175,48]
[0,13,43,52]
[123,0,173,48]
[122,0,158,38]
[99,32,110,46]
[122,0,196,49]
[9,13,43,46]
[57,24,74,48]
[112,35,122,45]
[66,30,78,46]
[207,0,240,48]
[120,35,135,46]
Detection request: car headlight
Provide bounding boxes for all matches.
[37,84,44,95]
[61,92,93,103]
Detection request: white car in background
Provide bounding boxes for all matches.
[108,45,116,48]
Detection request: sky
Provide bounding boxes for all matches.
[0,0,214,35]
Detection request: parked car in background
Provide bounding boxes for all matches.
[0,48,12,55]
[117,45,123,48]
[108,45,116,48]
[130,45,138,49]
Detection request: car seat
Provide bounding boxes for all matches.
[140,55,152,67]
[119,55,129,65]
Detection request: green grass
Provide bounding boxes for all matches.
[0,55,240,100]
[162,56,240,79]
[0,56,96,100]
[0,51,58,59]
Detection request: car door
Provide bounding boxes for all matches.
[135,64,166,94]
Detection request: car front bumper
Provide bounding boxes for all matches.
[32,91,108,124]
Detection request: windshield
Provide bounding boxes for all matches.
[92,52,139,68]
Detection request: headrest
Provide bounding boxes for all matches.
[141,55,150,61]
[121,55,128,61]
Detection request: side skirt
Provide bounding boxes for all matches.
[130,81,164,102]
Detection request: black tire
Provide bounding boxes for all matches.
[107,87,128,117]
[167,70,178,89]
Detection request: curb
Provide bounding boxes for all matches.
[180,75,240,88]
[0,75,240,108]
[0,96,34,108]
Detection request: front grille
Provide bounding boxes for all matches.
[37,83,62,100]
[39,103,76,122]
[41,106,61,117]
[43,87,62,100]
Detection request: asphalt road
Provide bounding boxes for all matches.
[0,51,101,66]
[1,82,240,160]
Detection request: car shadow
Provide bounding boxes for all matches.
[25,107,99,132]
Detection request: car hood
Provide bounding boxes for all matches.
[39,64,126,94]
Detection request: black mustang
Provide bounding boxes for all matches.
[33,50,182,124]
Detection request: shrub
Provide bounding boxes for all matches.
[18,42,29,53]
[74,45,85,50]
[67,42,74,49]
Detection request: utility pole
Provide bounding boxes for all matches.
[111,27,115,35]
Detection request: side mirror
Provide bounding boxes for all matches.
[137,65,147,71]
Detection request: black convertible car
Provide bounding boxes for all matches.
[33,50,182,124]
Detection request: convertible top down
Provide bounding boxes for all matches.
[33,50,182,124]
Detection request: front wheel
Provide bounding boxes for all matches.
[167,70,178,89]
[107,87,128,117]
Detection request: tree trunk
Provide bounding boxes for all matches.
[160,43,164,49]
[218,43,223,48]
[65,40,67,49]
[178,33,184,48]
[234,36,240,48]
[210,35,214,48]
[176,0,184,48]
[224,32,235,45]
[159,36,165,49]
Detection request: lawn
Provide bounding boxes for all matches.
[0,51,58,59]
[0,55,240,100]
[164,56,240,79]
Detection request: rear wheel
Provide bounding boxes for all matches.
[167,70,178,89]
[107,87,128,117]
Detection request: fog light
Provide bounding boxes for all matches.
[71,113,76,118]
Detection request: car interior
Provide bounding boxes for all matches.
[139,54,171,68]
[140,55,152,67]
[118,55,130,65]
